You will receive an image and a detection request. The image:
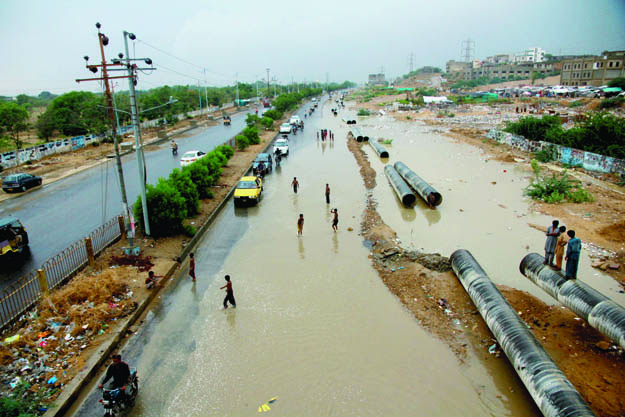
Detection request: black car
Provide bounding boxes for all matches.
[2,173,42,193]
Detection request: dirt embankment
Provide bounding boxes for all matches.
[346,132,625,416]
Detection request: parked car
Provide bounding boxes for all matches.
[234,176,263,207]
[2,173,42,193]
[279,123,292,134]
[273,138,289,156]
[253,153,273,176]
[180,150,206,167]
[289,115,301,126]
[0,217,29,256]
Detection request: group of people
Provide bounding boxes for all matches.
[291,179,339,235]
[544,219,582,280]
[317,129,333,141]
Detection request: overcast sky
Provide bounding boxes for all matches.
[1,0,624,96]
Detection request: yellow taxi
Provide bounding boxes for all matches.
[234,176,263,207]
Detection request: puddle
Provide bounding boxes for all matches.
[360,117,625,307]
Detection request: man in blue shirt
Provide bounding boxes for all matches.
[565,230,582,280]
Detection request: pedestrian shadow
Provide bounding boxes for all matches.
[298,237,305,259]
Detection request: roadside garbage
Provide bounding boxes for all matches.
[488,344,497,354]
[5,334,20,344]
[258,397,278,413]
[47,375,57,385]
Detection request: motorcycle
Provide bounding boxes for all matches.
[99,368,139,417]
[171,145,178,156]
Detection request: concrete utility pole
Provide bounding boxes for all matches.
[77,23,133,246]
[123,30,155,238]
[266,68,270,97]
[203,69,209,115]
[235,73,239,106]
[197,81,202,116]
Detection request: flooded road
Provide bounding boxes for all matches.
[74,98,540,416]
[359,116,625,307]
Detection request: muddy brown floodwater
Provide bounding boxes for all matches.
[348,109,625,416]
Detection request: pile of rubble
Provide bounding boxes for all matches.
[0,266,139,410]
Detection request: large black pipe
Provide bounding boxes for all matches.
[394,161,442,206]
[343,117,356,125]
[350,127,366,142]
[384,165,416,206]
[520,253,625,349]
[369,140,389,158]
[451,249,596,417]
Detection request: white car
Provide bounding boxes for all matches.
[273,138,289,155]
[279,123,292,134]
[180,150,206,167]
[289,115,301,126]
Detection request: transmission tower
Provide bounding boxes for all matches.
[409,53,414,73]
[461,38,475,62]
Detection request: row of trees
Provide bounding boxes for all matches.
[134,144,234,237]
[504,113,625,159]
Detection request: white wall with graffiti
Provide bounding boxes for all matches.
[486,129,625,175]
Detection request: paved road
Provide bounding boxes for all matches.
[0,112,248,286]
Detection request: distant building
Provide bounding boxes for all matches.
[368,73,386,86]
[514,47,546,63]
[485,54,513,65]
[447,61,555,81]
[445,60,472,79]
[560,50,625,86]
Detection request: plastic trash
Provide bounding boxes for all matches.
[47,375,57,385]
[488,344,497,354]
[4,334,20,344]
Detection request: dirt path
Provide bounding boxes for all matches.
[345,131,625,416]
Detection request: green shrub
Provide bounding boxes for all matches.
[205,189,214,199]
[134,179,187,237]
[261,117,274,129]
[183,224,196,237]
[406,116,411,120]
[534,145,556,162]
[0,381,50,417]
[185,114,193,120]
[504,115,562,142]
[524,162,593,204]
[201,154,223,185]
[568,100,585,108]
[357,109,371,116]
[263,109,282,120]
[209,149,228,166]
[242,125,260,144]
[168,168,199,217]
[183,162,212,199]
[599,97,625,109]
[215,144,234,159]
[245,113,261,126]
[236,135,249,150]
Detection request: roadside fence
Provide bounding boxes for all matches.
[0,216,124,331]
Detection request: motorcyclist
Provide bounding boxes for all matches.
[256,161,265,176]
[99,354,131,403]
[170,140,178,154]
[274,148,281,164]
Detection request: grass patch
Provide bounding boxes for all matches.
[524,160,593,203]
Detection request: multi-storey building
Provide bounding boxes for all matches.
[368,73,386,86]
[560,51,625,86]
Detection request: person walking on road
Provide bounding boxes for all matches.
[297,214,304,236]
[317,131,319,140]
[565,230,582,280]
[292,177,299,193]
[554,225,568,271]
[325,184,331,204]
[544,220,560,266]
[331,208,339,232]
[189,252,196,282]
[220,275,236,309]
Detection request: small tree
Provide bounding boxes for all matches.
[215,144,234,159]
[263,109,282,121]
[236,135,249,150]
[183,162,212,199]
[242,125,260,144]
[607,77,625,90]
[134,179,187,237]
[168,168,199,217]
[0,102,29,149]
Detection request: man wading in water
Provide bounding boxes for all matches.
[220,275,236,309]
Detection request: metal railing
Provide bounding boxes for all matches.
[0,216,123,330]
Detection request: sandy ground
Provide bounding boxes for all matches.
[345,101,625,416]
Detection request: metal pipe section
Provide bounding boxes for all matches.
[369,140,389,158]
[394,161,442,206]
[451,249,597,417]
[350,127,365,142]
[520,253,625,349]
[384,165,416,206]
[343,117,356,125]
